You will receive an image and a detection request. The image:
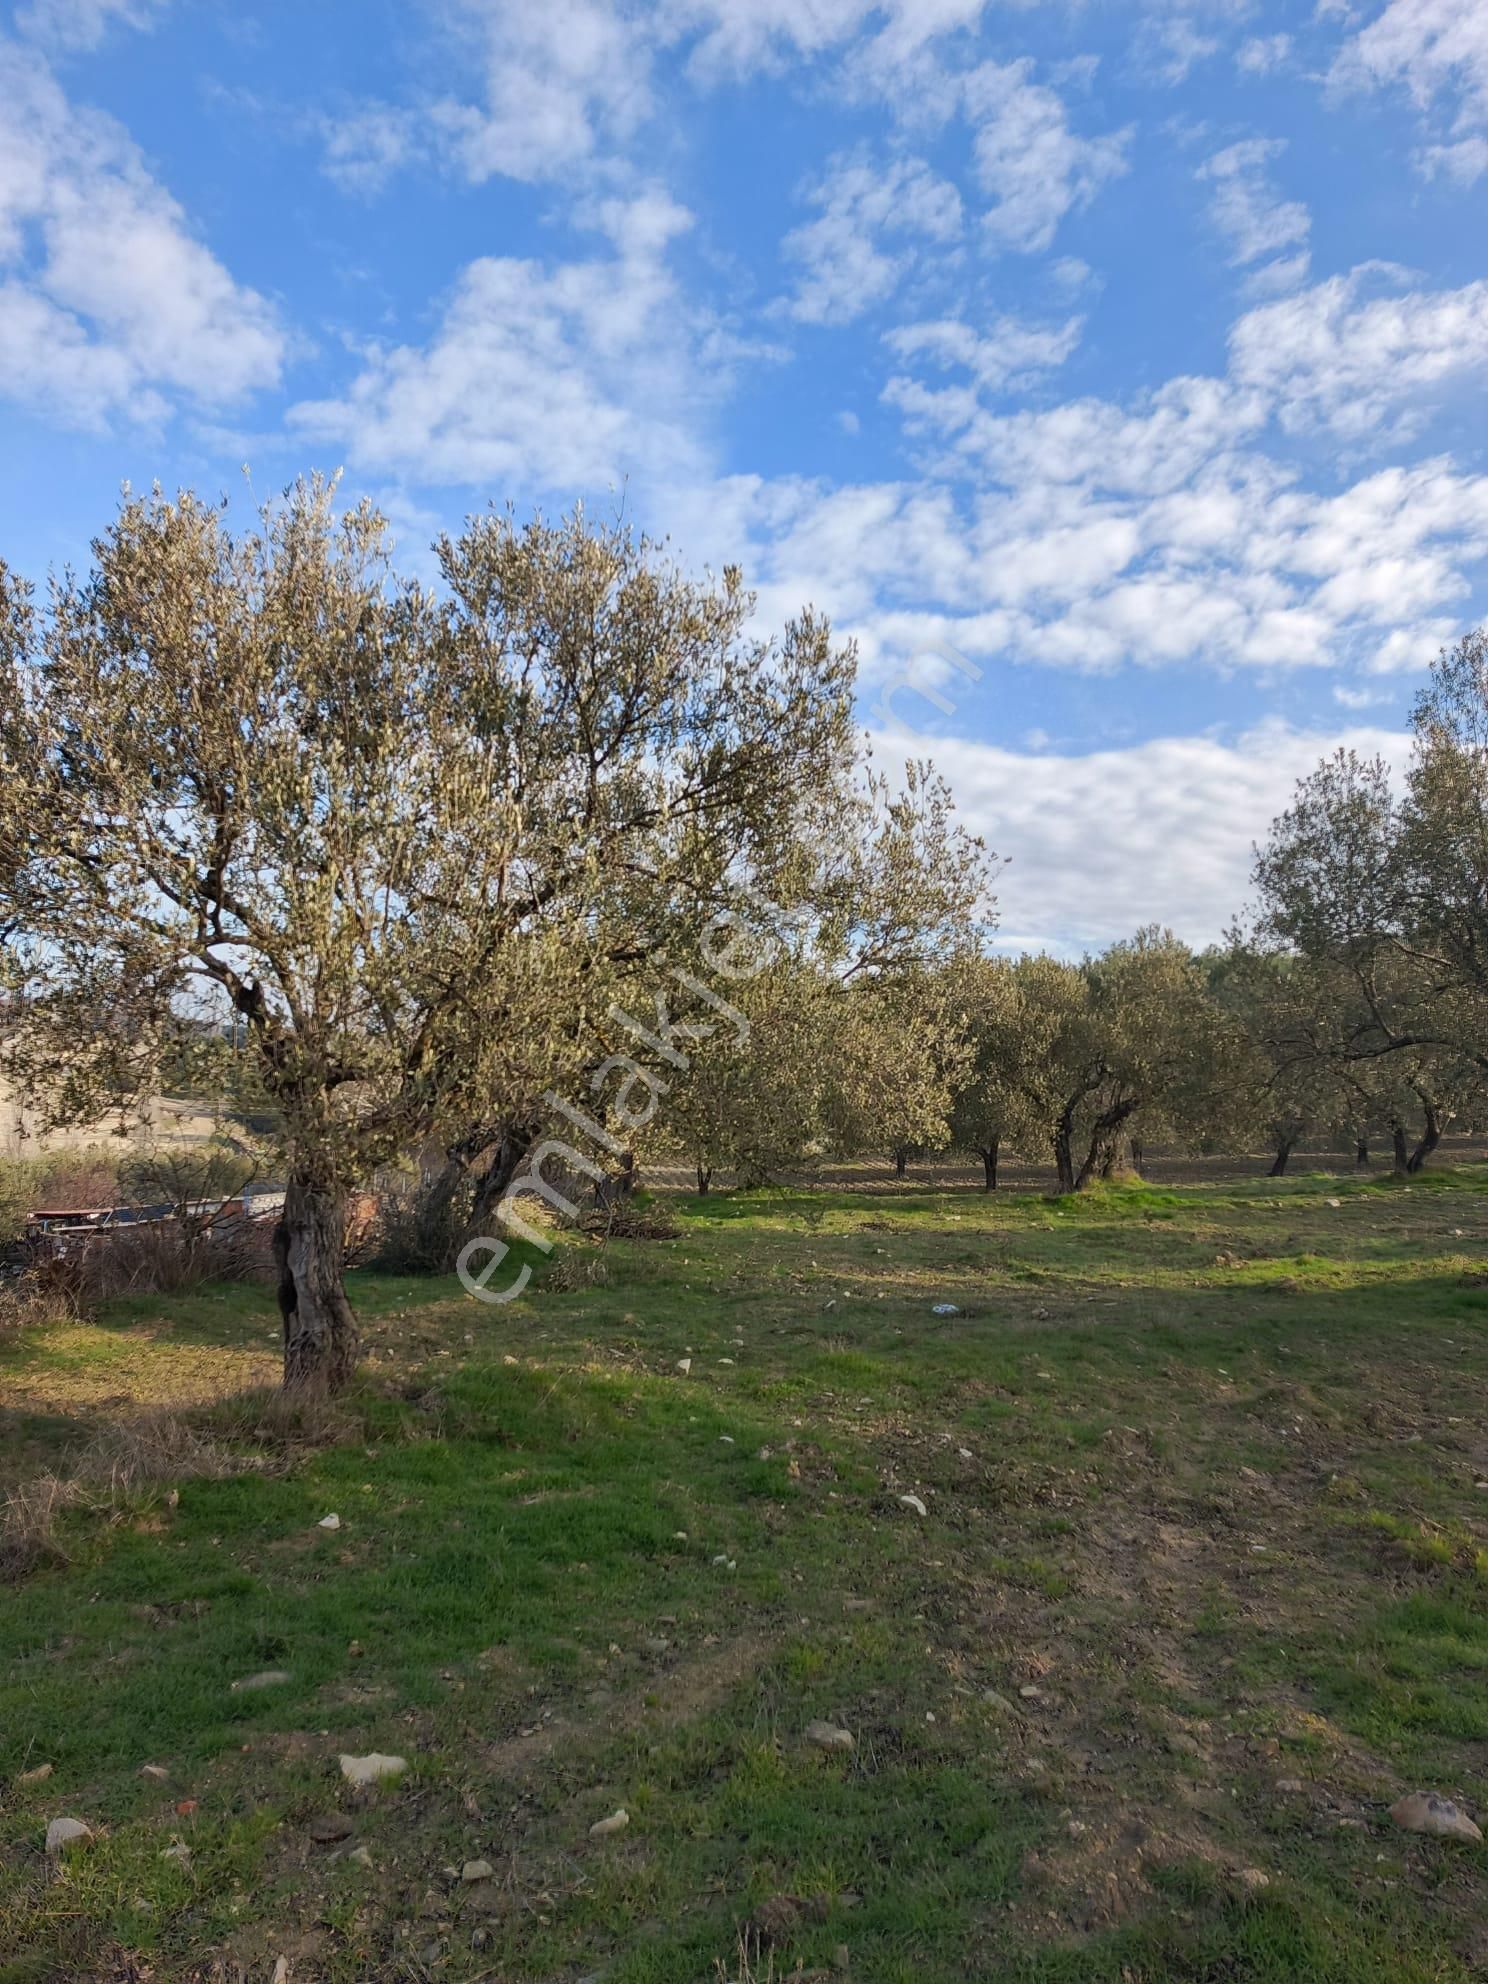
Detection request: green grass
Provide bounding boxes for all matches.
[4,1165,1488,1980]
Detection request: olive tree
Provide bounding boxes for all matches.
[1005,933,1231,1190]
[1253,631,1488,1079]
[948,954,1061,1187]
[0,484,856,1392]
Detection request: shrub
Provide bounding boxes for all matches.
[39,1212,273,1315]
[370,1177,468,1274]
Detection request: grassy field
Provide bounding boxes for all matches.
[4,1164,1488,1982]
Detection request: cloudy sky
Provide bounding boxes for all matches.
[2,0,1484,950]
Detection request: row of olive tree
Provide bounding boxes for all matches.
[696,918,1481,1195]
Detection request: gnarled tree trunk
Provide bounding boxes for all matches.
[979,1141,999,1191]
[1408,1101,1444,1174]
[1391,1121,1410,1175]
[893,1147,908,1179]
[276,1175,360,1397]
[1075,1102,1139,1190]
[468,1122,538,1228]
[1267,1137,1294,1177]
[1053,1115,1075,1193]
[696,1165,712,1195]
[1354,1139,1370,1169]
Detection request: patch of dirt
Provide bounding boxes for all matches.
[481,1627,775,1781]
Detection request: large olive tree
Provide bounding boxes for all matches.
[0,483,855,1393]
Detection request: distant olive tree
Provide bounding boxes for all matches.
[1247,629,1488,1171]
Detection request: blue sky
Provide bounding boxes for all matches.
[2,0,1486,950]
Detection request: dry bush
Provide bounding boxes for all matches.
[42,1213,273,1314]
[0,1390,353,1583]
[0,1472,73,1580]
[543,1250,613,1292]
[194,1384,353,1455]
[0,1264,73,1333]
[583,1198,680,1240]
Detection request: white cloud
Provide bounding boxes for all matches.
[1229,268,1488,437]
[1236,33,1293,76]
[1331,0,1488,116]
[13,0,161,49]
[882,313,1083,431]
[671,0,990,84]
[320,103,423,195]
[675,393,1488,686]
[1197,139,1311,281]
[0,42,286,427]
[289,193,720,492]
[429,0,654,185]
[323,0,999,193]
[1363,618,1458,673]
[871,719,1409,948]
[780,151,962,326]
[1132,16,1219,88]
[1331,0,1488,174]
[1417,135,1488,184]
[965,59,1130,252]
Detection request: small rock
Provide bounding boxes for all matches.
[589,1808,629,1838]
[898,1494,927,1516]
[1325,1197,1342,1209]
[339,1752,408,1786]
[318,1512,341,1530]
[231,1669,291,1692]
[982,1690,1020,1715]
[347,1845,373,1868]
[174,1799,197,1816]
[461,1858,494,1881]
[1237,1867,1270,1891]
[45,1817,92,1856]
[1019,1685,1042,1701]
[804,1720,854,1751]
[305,1813,354,1844]
[17,1762,53,1785]
[676,1358,692,1375]
[160,1839,191,1864]
[1275,1778,1305,1795]
[1390,1791,1483,1842]
[139,1764,170,1782]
